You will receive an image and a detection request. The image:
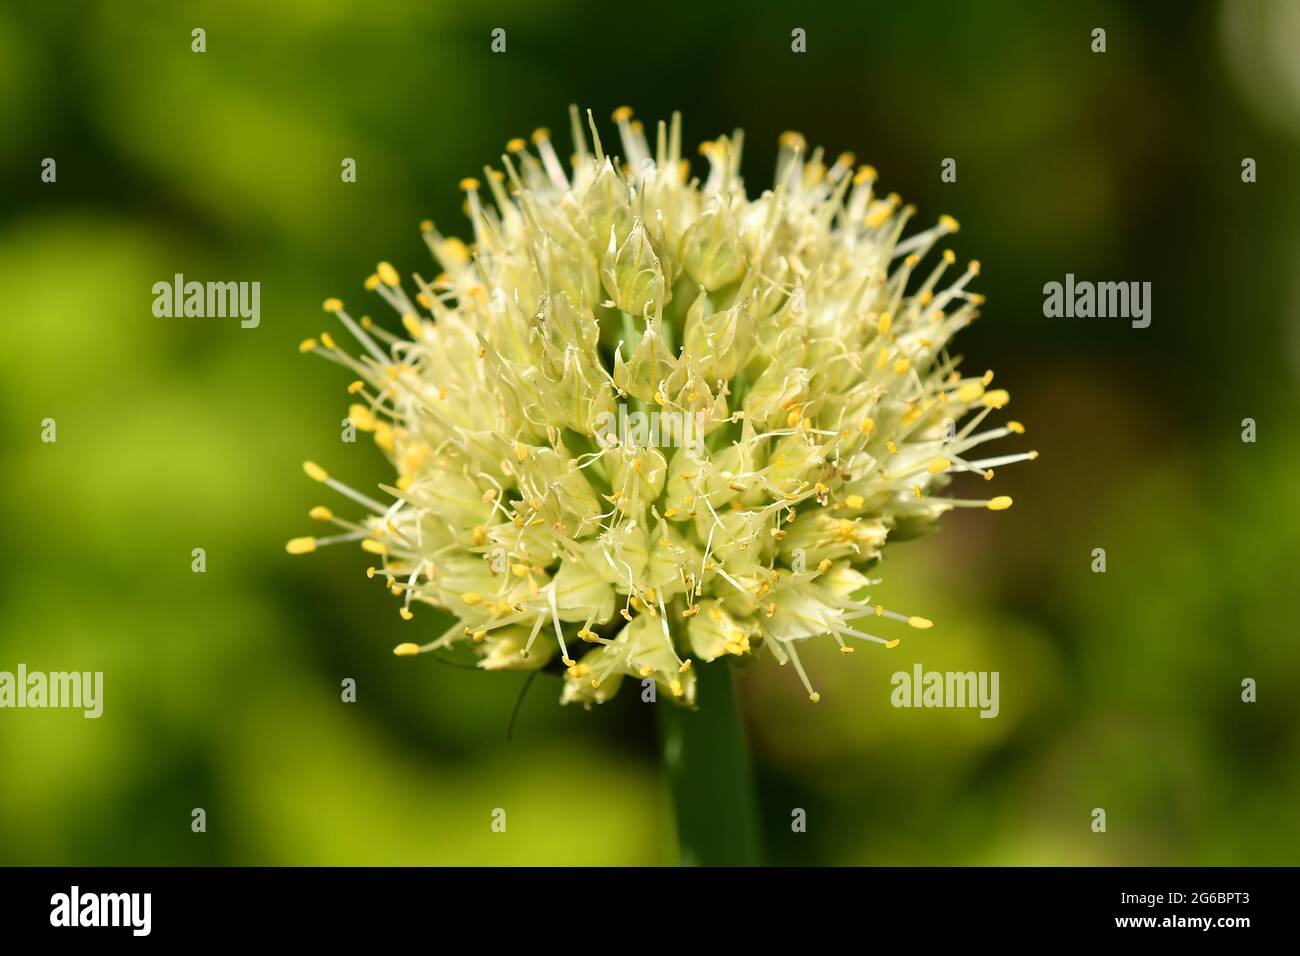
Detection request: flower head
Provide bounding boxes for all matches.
[289,107,1033,706]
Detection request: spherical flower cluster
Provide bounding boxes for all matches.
[288,107,1033,707]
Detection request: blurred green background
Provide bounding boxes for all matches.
[2,0,1298,865]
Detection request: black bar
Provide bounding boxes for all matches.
[0,867,1285,942]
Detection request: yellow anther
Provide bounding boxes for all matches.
[860,418,875,435]
[377,262,400,287]
[347,380,366,394]
[360,539,387,555]
[877,312,892,334]
[303,461,328,482]
[845,494,865,510]
[320,332,337,350]
[1028,450,1040,460]
[461,592,483,605]
[323,297,343,312]
[817,559,832,574]
[885,639,900,649]
[886,441,899,455]
[1006,420,1025,434]
[679,659,692,673]
[808,692,821,703]
[298,338,317,353]
[348,404,376,431]
[611,105,634,122]
[506,137,527,152]
[459,177,480,191]
[839,646,855,654]
[779,130,806,150]
[927,458,951,474]
[285,537,317,555]
[943,249,956,264]
[309,506,333,522]
[853,165,878,185]
[982,389,1010,409]
[401,314,423,339]
[399,607,413,621]
[364,274,381,291]
[530,127,550,144]
[893,357,911,375]
[987,496,1013,511]
[908,616,934,629]
[969,260,981,275]
[938,214,960,233]
[515,441,528,462]
[393,642,420,656]
[956,382,984,402]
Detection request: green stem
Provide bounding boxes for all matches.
[657,662,763,866]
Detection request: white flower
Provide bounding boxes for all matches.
[289,107,1034,707]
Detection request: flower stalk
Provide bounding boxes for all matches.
[658,661,762,866]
